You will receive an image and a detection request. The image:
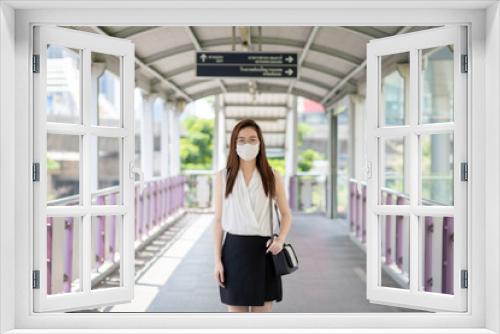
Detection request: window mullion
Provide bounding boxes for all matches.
[81,48,92,293]
[408,48,419,294]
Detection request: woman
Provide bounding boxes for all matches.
[213,119,292,313]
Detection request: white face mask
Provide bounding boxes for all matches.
[236,143,260,161]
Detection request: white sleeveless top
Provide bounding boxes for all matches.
[220,167,278,237]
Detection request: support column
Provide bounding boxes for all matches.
[352,94,366,181]
[160,97,170,178]
[285,95,298,208]
[213,94,226,171]
[327,108,338,219]
[141,93,154,180]
[169,98,184,176]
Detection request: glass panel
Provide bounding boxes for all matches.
[92,52,121,127]
[379,215,410,289]
[46,216,81,295]
[47,134,80,206]
[134,88,142,169]
[420,45,454,124]
[379,137,408,205]
[419,216,454,295]
[380,52,409,126]
[91,137,122,204]
[46,45,81,124]
[421,133,454,206]
[91,215,122,289]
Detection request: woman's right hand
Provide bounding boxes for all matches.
[214,259,225,288]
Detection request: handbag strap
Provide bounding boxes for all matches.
[269,196,273,238]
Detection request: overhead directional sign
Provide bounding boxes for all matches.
[196,52,298,78]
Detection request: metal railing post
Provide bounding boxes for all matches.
[442,216,454,294]
[64,216,74,292]
[385,193,393,265]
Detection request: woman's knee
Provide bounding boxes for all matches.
[227,305,250,312]
[250,301,273,312]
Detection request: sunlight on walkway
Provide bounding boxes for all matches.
[105,214,213,312]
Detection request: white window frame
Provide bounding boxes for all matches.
[32,25,136,312]
[366,26,468,312]
[0,2,498,333]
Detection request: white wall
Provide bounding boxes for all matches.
[485,2,500,333]
[0,3,15,333]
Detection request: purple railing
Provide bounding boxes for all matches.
[46,175,187,295]
[349,178,454,294]
[288,173,327,213]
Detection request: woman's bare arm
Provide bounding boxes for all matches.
[273,169,292,243]
[213,170,224,262]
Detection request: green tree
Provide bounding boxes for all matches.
[298,148,324,172]
[267,157,285,175]
[180,116,213,170]
[297,122,312,148]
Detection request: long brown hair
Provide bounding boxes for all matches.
[224,119,276,199]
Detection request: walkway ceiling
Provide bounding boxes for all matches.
[72,25,433,152]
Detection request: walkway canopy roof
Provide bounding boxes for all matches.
[72,25,432,150]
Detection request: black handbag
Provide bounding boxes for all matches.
[268,196,299,276]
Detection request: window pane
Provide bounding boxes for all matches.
[380,52,409,126]
[92,52,121,127]
[420,45,454,124]
[379,215,410,289]
[91,215,122,289]
[134,88,142,170]
[379,137,408,205]
[91,137,122,204]
[421,133,454,206]
[46,45,81,124]
[46,216,82,295]
[47,134,80,206]
[419,216,454,295]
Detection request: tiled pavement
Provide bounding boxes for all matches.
[106,212,423,313]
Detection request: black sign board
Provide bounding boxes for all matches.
[196,52,298,78]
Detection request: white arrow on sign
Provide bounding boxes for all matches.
[285,56,294,63]
[285,68,294,76]
[200,54,207,62]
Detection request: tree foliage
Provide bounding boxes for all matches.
[180,116,213,170]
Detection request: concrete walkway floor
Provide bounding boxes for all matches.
[103,212,424,313]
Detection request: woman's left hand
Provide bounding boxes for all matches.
[266,237,284,255]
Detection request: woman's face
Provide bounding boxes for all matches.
[236,127,259,146]
[235,127,260,161]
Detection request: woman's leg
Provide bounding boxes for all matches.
[250,301,273,312]
[227,305,250,312]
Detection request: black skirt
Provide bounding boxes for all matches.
[219,232,283,306]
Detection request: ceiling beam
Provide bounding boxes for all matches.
[287,26,319,95]
[142,36,363,68]
[113,26,166,39]
[90,26,193,102]
[185,26,228,94]
[336,26,391,39]
[191,83,324,103]
[301,61,357,86]
[320,26,413,106]
[152,60,356,92]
